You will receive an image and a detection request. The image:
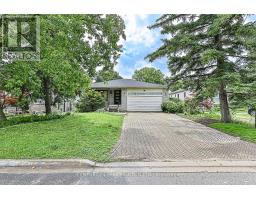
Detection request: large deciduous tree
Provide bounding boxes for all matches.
[132,67,165,84]
[147,14,256,122]
[95,69,122,82]
[0,14,126,118]
[37,15,125,114]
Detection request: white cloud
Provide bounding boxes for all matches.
[121,14,159,48]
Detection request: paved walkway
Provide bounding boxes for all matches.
[111,113,256,161]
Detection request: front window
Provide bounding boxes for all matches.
[114,90,121,105]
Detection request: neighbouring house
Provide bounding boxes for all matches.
[91,79,168,112]
[28,99,75,114]
[1,90,76,115]
[4,100,75,115]
[169,89,220,104]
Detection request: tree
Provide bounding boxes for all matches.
[0,15,125,117]
[76,89,105,112]
[0,62,41,120]
[95,69,122,82]
[147,15,256,122]
[132,67,165,84]
[37,15,125,114]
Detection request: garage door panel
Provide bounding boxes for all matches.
[127,96,162,111]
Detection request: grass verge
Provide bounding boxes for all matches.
[179,111,256,144]
[209,123,256,143]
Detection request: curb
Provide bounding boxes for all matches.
[0,159,96,169]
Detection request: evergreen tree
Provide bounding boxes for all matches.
[147,15,256,122]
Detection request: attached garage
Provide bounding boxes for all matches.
[127,90,163,111]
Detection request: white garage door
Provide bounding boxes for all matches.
[127,91,163,111]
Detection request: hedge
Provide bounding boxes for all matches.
[0,113,71,128]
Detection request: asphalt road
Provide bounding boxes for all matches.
[1,172,256,185]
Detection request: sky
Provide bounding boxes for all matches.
[116,14,256,79]
[116,14,168,78]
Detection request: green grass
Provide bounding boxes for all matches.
[0,113,124,161]
[180,112,220,121]
[180,108,256,144]
[209,123,256,143]
[232,107,255,124]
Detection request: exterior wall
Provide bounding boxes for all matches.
[120,89,127,111]
[170,90,192,101]
[4,106,22,115]
[108,90,114,105]
[162,89,169,102]
[170,90,220,104]
[29,99,75,114]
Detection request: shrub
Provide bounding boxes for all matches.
[0,113,70,128]
[200,99,214,110]
[162,99,184,113]
[184,98,201,115]
[76,89,105,112]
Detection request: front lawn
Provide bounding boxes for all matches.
[209,123,256,143]
[0,113,124,161]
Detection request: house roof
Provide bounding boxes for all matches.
[91,79,167,89]
[169,89,187,95]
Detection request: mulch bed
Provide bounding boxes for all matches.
[195,118,220,126]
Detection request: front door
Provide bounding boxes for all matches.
[114,90,121,105]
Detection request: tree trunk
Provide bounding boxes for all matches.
[219,82,231,123]
[0,106,7,121]
[42,76,52,115]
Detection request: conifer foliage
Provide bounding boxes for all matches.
[147,15,256,122]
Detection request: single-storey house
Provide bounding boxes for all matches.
[91,79,168,112]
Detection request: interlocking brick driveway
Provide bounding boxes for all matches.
[111,113,256,161]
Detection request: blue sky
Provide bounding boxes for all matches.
[116,14,168,78]
[116,14,256,78]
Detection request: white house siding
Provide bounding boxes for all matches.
[170,90,192,101]
[170,90,220,104]
[126,88,165,112]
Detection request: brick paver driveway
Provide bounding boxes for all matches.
[111,113,256,161]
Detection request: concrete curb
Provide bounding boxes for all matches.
[1,159,256,173]
[0,159,96,168]
[96,160,256,168]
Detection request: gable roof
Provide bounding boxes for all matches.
[91,79,167,89]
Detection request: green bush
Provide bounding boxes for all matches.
[0,113,70,128]
[76,89,105,112]
[162,99,184,113]
[184,98,201,115]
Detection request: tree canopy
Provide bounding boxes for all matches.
[0,14,126,119]
[95,69,122,82]
[147,14,256,122]
[132,67,165,84]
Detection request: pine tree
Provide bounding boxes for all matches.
[147,14,256,122]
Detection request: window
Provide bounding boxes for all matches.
[177,94,180,99]
[114,90,121,105]
[184,92,186,98]
[128,92,162,96]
